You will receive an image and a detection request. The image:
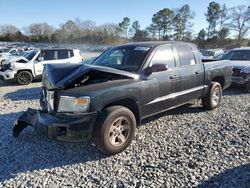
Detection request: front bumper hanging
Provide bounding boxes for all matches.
[13,108,97,142]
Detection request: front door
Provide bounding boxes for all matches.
[34,50,56,77]
[141,44,181,117]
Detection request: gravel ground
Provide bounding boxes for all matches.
[0,80,249,187]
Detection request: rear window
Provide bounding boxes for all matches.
[175,44,196,66]
[150,45,176,68]
[69,50,74,57]
[57,50,69,59]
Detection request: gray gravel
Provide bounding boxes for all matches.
[0,80,249,187]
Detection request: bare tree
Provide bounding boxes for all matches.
[0,24,19,35]
[228,5,250,46]
[75,18,96,31]
[27,23,55,40]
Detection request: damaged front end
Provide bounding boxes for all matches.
[0,63,15,80]
[13,63,138,141]
[13,108,97,142]
[232,66,250,88]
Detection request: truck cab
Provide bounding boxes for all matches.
[13,42,232,155]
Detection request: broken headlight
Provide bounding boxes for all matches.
[240,67,250,74]
[58,96,90,113]
[0,63,11,71]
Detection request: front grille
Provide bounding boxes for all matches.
[232,68,242,77]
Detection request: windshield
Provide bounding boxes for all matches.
[23,51,38,61]
[0,48,10,53]
[203,51,215,56]
[222,50,250,61]
[92,46,151,73]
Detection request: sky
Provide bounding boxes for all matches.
[0,0,249,35]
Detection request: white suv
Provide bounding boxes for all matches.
[0,48,82,85]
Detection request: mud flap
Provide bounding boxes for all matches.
[13,108,38,138]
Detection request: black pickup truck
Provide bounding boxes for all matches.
[13,41,232,155]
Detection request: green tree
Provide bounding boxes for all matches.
[173,4,194,40]
[129,20,141,39]
[146,24,158,39]
[132,30,149,42]
[198,29,206,40]
[131,20,140,32]
[118,17,130,38]
[152,8,174,39]
[218,27,229,40]
[205,1,221,38]
[196,29,206,48]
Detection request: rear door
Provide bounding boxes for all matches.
[174,43,204,102]
[142,44,181,117]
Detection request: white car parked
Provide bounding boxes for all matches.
[202,49,224,59]
[0,48,83,85]
[0,48,24,65]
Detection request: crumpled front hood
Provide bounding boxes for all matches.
[9,56,29,64]
[43,63,139,90]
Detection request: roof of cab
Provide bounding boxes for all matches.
[116,41,196,48]
[233,47,250,50]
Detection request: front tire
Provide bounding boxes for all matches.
[16,71,33,85]
[202,82,222,110]
[92,106,136,155]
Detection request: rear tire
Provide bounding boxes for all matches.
[16,71,33,85]
[92,106,136,155]
[202,82,222,110]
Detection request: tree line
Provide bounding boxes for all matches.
[0,2,249,48]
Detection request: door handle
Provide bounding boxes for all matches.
[170,75,179,80]
[195,71,202,75]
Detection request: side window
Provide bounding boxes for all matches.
[231,50,250,60]
[150,45,176,68]
[41,50,55,61]
[69,50,74,57]
[176,44,196,66]
[58,50,69,59]
[9,49,17,54]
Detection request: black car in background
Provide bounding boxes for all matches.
[222,47,250,91]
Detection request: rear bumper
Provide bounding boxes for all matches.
[13,108,97,142]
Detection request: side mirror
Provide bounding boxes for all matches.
[143,63,168,76]
[38,57,44,62]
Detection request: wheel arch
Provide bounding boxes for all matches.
[211,76,225,89]
[16,69,34,78]
[102,98,141,126]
